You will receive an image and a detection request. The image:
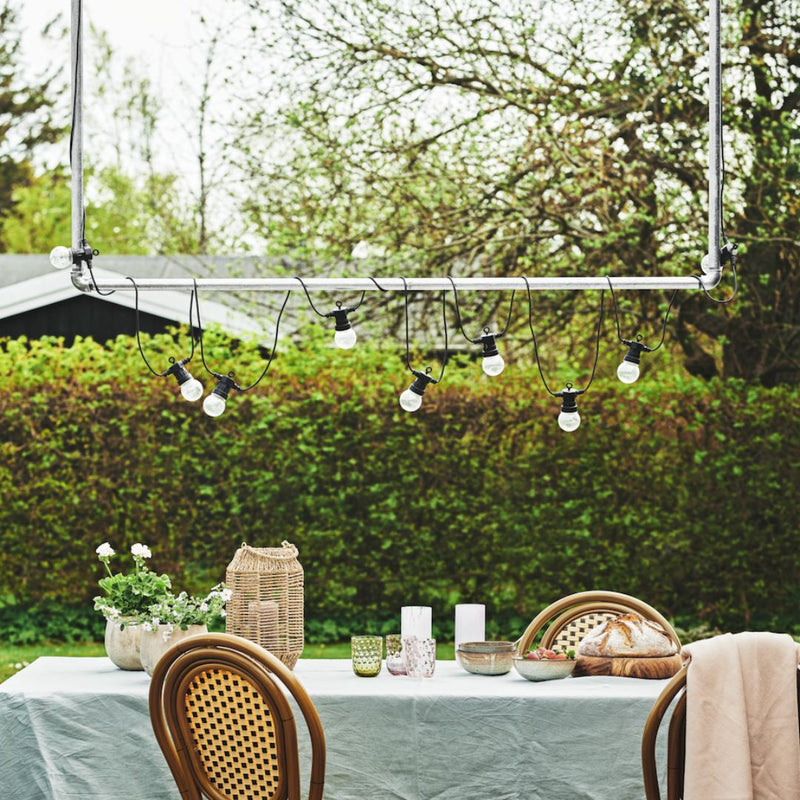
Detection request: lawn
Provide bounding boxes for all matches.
[0,640,456,684]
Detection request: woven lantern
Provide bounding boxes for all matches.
[225,541,304,669]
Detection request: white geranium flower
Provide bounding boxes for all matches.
[142,621,153,632]
[220,609,227,617]
[131,543,152,559]
[199,602,209,612]
[221,589,233,601]
[96,542,115,558]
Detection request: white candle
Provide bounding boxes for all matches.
[455,604,485,648]
[401,606,432,640]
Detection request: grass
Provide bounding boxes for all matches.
[0,640,456,684]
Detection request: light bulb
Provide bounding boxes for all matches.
[180,377,204,401]
[617,360,640,384]
[203,375,235,417]
[557,410,581,432]
[49,246,73,269]
[399,388,423,412]
[166,361,204,402]
[617,341,647,385]
[334,327,357,349]
[482,354,505,376]
[203,393,227,417]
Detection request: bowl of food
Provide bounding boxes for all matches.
[456,641,515,676]
[513,647,576,681]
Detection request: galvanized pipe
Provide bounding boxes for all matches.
[70,274,708,293]
[706,0,723,285]
[70,0,83,252]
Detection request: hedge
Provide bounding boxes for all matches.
[0,332,798,643]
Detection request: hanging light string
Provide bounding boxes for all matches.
[294,276,366,317]
[401,275,449,383]
[522,276,605,397]
[193,279,290,392]
[127,277,197,376]
[606,276,677,352]
[446,276,515,344]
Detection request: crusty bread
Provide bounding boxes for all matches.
[577,612,678,657]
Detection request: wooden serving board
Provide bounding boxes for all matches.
[573,653,682,679]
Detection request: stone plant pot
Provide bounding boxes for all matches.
[140,624,208,677]
[104,617,144,671]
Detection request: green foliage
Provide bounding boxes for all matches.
[0,334,798,644]
[93,544,172,620]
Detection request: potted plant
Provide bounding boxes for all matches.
[93,542,172,670]
[138,585,231,676]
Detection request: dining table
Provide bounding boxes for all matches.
[0,655,669,799]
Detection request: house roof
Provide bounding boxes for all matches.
[0,255,275,340]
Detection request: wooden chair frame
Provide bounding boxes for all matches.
[149,632,325,800]
[516,590,681,656]
[642,665,800,800]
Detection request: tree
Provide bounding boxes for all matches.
[0,1,64,248]
[229,0,799,384]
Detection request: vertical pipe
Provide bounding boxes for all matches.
[70,0,83,252]
[706,0,722,282]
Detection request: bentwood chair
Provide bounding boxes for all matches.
[641,663,800,800]
[149,632,325,800]
[515,590,681,656]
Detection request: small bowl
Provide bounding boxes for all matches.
[512,655,575,681]
[456,641,515,675]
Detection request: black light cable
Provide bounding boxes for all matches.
[295,276,366,350]
[522,276,605,432]
[127,277,204,401]
[447,276,515,377]
[398,276,449,413]
[193,279,291,417]
[606,277,678,385]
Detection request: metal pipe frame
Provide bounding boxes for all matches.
[70,0,83,253]
[68,0,723,295]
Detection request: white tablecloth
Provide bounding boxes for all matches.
[0,657,667,799]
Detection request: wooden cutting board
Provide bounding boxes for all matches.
[573,653,682,679]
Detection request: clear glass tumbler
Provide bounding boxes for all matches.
[385,633,406,675]
[351,635,383,677]
[403,635,436,678]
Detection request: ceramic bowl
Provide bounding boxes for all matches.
[456,641,515,676]
[512,655,575,681]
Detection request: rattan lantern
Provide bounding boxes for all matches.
[225,541,304,669]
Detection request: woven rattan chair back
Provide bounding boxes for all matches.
[642,666,800,800]
[149,633,325,800]
[516,590,681,656]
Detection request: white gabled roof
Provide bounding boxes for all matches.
[0,257,270,341]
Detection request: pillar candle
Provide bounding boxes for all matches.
[455,604,485,648]
[401,606,432,640]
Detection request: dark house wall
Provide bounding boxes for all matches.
[0,296,175,345]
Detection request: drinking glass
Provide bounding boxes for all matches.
[351,635,383,677]
[385,633,406,675]
[403,635,436,678]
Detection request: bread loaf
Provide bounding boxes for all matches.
[577,612,677,657]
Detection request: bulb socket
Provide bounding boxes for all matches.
[332,309,352,332]
[479,333,499,359]
[622,340,647,365]
[408,370,436,396]
[165,360,193,387]
[210,375,236,400]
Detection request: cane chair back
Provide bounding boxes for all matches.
[516,591,680,656]
[641,665,800,800]
[149,632,325,800]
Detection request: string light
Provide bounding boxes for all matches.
[398,276,448,413]
[447,277,514,378]
[295,278,365,350]
[165,360,204,402]
[203,375,236,417]
[399,369,436,412]
[556,384,583,432]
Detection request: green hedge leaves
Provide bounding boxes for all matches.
[0,333,798,643]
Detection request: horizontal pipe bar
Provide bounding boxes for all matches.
[72,272,709,293]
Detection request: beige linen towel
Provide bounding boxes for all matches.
[682,631,800,800]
